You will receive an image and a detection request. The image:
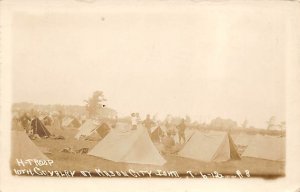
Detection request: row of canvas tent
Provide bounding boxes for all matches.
[86,124,285,165]
[11,121,285,167]
[85,122,241,165]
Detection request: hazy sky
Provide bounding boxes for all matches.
[12,6,286,128]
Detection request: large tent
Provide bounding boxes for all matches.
[88,126,166,166]
[11,131,49,161]
[242,135,285,161]
[178,131,240,162]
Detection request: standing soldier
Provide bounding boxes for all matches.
[131,113,138,130]
[177,119,186,144]
[143,114,155,134]
[20,112,32,134]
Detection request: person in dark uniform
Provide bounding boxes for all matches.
[142,114,155,134]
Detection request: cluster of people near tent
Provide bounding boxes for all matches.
[12,110,83,139]
[13,112,53,139]
[129,113,189,155]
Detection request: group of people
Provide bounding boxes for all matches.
[130,113,187,155]
[12,110,65,136]
[130,113,156,132]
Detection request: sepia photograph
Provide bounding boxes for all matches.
[1,0,300,192]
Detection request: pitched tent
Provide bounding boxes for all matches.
[62,117,81,128]
[75,119,110,139]
[62,117,74,127]
[11,131,49,161]
[71,118,81,128]
[31,118,51,137]
[234,133,254,147]
[232,133,255,155]
[242,135,285,161]
[178,131,240,162]
[149,125,174,139]
[96,123,110,138]
[150,126,164,142]
[88,126,166,166]
[43,115,53,126]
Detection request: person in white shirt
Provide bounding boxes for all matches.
[131,113,138,130]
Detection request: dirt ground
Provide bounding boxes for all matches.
[11,126,285,178]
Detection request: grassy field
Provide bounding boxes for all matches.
[12,125,285,178]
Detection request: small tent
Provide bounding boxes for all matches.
[242,135,285,161]
[178,131,240,162]
[233,133,254,147]
[75,119,110,139]
[31,118,52,137]
[88,127,166,166]
[11,131,49,161]
[150,126,165,142]
[62,117,81,128]
[95,123,110,138]
[71,118,81,128]
[62,117,74,128]
[232,133,255,155]
[43,116,53,126]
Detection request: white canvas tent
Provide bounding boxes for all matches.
[88,127,166,166]
[232,133,256,155]
[75,119,102,139]
[233,133,255,147]
[62,117,74,128]
[11,131,49,160]
[242,135,285,161]
[178,131,240,162]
